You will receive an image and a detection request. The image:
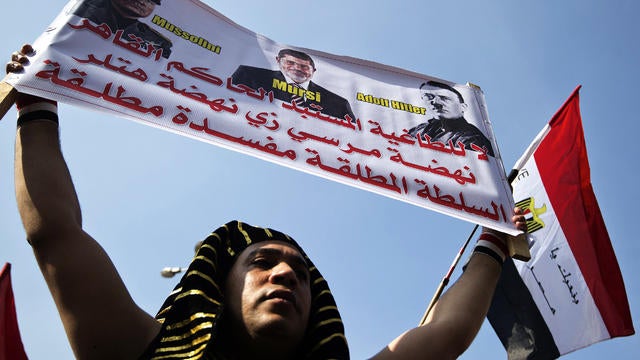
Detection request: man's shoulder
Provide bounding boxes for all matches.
[231,66,283,86]
[73,0,111,22]
[134,22,170,41]
[458,117,485,132]
[235,65,280,76]
[74,0,107,10]
[308,81,348,103]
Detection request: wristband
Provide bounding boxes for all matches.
[16,94,58,127]
[473,232,508,266]
[473,246,504,266]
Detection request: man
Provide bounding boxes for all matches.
[409,81,495,157]
[231,49,357,121]
[8,45,525,359]
[73,0,172,59]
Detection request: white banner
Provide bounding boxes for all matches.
[7,0,518,234]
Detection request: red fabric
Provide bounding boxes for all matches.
[478,232,508,257]
[535,86,634,337]
[0,263,28,360]
[14,93,56,111]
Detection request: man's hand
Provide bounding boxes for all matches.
[482,207,527,241]
[513,207,527,232]
[6,44,33,74]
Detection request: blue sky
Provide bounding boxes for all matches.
[1,1,638,359]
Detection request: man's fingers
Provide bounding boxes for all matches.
[11,52,29,64]
[6,61,24,74]
[20,44,34,55]
[6,44,33,74]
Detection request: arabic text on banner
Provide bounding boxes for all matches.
[6,0,518,234]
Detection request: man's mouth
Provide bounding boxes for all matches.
[265,289,296,306]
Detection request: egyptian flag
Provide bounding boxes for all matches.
[0,263,28,360]
[487,86,634,359]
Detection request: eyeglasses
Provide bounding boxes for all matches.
[281,59,312,72]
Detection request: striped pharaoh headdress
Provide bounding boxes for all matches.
[140,220,349,359]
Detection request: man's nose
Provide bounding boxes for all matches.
[269,262,297,287]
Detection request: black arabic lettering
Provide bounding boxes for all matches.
[529,265,557,314]
[558,265,579,304]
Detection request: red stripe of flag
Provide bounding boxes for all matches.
[0,263,28,360]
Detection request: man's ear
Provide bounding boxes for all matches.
[460,102,468,112]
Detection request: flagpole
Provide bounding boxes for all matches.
[0,78,17,121]
[418,170,530,326]
[418,224,479,326]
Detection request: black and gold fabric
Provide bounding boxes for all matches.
[139,220,349,359]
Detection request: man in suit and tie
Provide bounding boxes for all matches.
[231,49,356,121]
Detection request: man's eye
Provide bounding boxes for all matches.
[251,258,272,268]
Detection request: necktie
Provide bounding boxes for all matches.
[290,83,304,105]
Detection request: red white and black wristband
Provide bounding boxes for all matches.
[473,232,508,266]
[16,94,58,127]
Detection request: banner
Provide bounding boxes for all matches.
[0,263,28,360]
[487,87,634,359]
[6,0,518,234]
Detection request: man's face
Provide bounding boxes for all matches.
[277,54,315,84]
[111,0,156,19]
[224,241,312,345]
[422,88,466,120]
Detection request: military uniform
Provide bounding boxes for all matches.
[73,0,172,59]
[408,116,495,157]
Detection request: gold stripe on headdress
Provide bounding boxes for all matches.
[192,255,217,273]
[151,341,208,359]
[236,222,253,246]
[174,289,221,306]
[184,270,221,294]
[310,333,349,354]
[314,317,344,329]
[164,312,218,331]
[161,322,214,342]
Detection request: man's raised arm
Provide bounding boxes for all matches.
[372,210,526,360]
[9,45,159,360]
